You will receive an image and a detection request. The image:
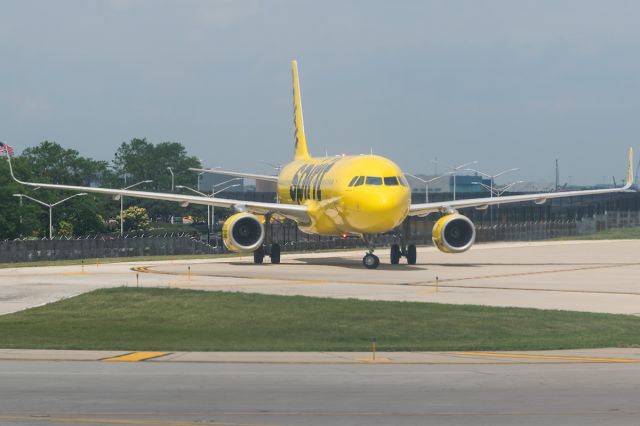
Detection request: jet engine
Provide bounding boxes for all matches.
[222,212,265,252]
[431,213,476,253]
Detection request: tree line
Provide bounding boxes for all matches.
[0,138,206,239]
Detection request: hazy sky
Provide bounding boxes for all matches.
[2,0,640,184]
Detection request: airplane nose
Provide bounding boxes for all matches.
[356,190,409,232]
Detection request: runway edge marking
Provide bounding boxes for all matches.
[454,351,640,363]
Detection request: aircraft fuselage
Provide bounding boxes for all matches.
[277,154,411,235]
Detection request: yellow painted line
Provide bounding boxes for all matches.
[455,351,640,363]
[354,357,391,362]
[61,272,94,276]
[102,352,169,362]
[0,415,270,426]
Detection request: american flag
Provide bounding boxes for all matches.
[0,142,14,157]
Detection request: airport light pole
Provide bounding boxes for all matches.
[465,168,519,201]
[474,180,524,197]
[466,167,518,225]
[13,193,87,240]
[259,160,282,203]
[120,180,152,236]
[177,178,241,244]
[167,167,175,191]
[446,160,477,200]
[405,172,452,203]
[211,182,241,243]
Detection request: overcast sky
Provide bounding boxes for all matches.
[2,0,640,184]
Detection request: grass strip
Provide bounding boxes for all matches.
[1,287,639,351]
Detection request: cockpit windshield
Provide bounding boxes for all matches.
[348,176,406,187]
[365,176,383,185]
[384,176,399,186]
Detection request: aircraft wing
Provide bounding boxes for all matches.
[409,148,635,217]
[189,167,279,183]
[6,157,308,223]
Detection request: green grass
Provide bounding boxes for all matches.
[0,253,238,269]
[1,287,640,351]
[555,227,640,240]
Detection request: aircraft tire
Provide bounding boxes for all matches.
[407,244,417,265]
[363,253,380,269]
[270,243,281,264]
[390,244,401,264]
[253,246,265,264]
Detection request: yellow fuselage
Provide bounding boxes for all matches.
[277,155,410,235]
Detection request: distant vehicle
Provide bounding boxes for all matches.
[4,62,634,268]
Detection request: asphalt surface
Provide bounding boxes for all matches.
[1,361,639,426]
[2,240,640,315]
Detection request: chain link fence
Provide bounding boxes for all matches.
[2,210,640,262]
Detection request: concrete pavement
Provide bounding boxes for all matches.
[1,358,640,426]
[2,240,640,314]
[2,348,640,364]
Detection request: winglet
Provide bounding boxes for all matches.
[292,60,310,161]
[4,148,20,183]
[626,146,634,188]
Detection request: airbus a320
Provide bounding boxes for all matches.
[4,61,634,268]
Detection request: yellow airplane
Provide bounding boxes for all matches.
[4,61,635,268]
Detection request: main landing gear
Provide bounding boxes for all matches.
[252,213,281,265]
[253,242,281,264]
[389,243,417,265]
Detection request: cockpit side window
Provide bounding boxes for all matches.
[348,176,359,187]
[384,176,399,186]
[365,176,383,186]
[398,175,409,187]
[354,176,365,187]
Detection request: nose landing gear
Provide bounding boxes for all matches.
[362,251,380,269]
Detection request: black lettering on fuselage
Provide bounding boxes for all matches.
[289,158,339,203]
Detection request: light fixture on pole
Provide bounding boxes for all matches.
[177,178,242,244]
[259,160,282,203]
[465,167,519,201]
[119,180,152,236]
[445,160,478,200]
[211,181,241,243]
[167,167,175,191]
[466,167,518,225]
[13,193,87,239]
[405,172,452,203]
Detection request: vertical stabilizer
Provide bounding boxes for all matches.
[292,60,310,160]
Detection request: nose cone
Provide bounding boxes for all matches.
[349,187,410,233]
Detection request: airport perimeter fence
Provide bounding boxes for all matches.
[2,210,640,262]
[0,233,217,263]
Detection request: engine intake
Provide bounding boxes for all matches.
[222,212,265,252]
[432,213,476,253]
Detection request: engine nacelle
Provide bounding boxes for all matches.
[222,212,265,252]
[432,213,476,253]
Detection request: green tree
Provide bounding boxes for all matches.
[22,141,109,185]
[57,220,73,238]
[117,206,150,232]
[113,138,203,220]
[0,156,43,239]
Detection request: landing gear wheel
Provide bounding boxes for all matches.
[390,244,401,264]
[406,244,417,265]
[363,253,380,269]
[270,243,281,264]
[253,246,265,264]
